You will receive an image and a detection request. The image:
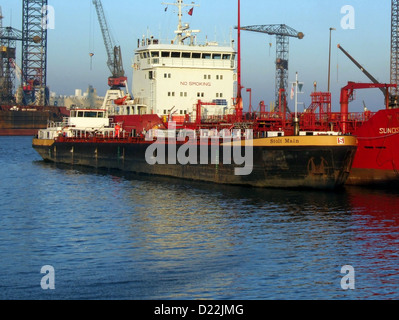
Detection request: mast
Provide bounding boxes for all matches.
[162,0,200,45]
[236,0,243,120]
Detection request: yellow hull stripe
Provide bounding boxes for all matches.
[33,136,358,148]
[32,138,55,147]
[224,135,358,147]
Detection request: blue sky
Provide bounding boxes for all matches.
[1,0,392,112]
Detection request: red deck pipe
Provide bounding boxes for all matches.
[340,86,350,135]
[235,0,243,122]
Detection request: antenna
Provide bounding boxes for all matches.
[0,6,3,31]
[235,0,243,121]
[161,0,200,44]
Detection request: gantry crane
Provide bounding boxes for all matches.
[1,1,49,106]
[0,6,24,104]
[0,27,23,104]
[0,6,5,101]
[21,0,49,106]
[92,0,127,89]
[239,24,304,112]
[391,0,399,106]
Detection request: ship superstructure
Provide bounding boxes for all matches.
[132,40,236,121]
[106,0,236,123]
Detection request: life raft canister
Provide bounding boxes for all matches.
[115,124,121,136]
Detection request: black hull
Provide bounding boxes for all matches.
[33,136,357,190]
[0,106,68,136]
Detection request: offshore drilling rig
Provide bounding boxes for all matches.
[0,0,49,106]
[391,0,399,106]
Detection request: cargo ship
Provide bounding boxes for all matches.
[0,105,69,136]
[96,1,399,187]
[32,0,358,190]
[286,81,399,186]
[347,107,399,186]
[294,44,399,186]
[32,107,357,190]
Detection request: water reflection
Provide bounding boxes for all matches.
[345,187,399,299]
[106,173,355,299]
[26,160,399,299]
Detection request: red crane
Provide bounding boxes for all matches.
[340,82,396,134]
[92,0,127,89]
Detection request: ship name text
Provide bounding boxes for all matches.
[270,138,300,144]
[379,127,399,135]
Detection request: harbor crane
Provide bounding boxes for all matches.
[92,0,127,89]
[391,0,399,106]
[339,0,399,109]
[239,24,304,113]
[21,0,49,106]
[1,1,50,106]
[337,44,391,103]
[0,6,24,104]
[0,27,23,104]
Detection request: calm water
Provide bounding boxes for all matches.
[1,136,399,300]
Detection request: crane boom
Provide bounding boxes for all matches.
[238,24,304,113]
[337,44,389,99]
[92,0,113,70]
[392,0,399,98]
[92,0,127,88]
[240,24,304,39]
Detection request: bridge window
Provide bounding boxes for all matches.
[182,52,191,58]
[171,52,181,58]
[202,53,212,59]
[192,52,201,59]
[84,111,98,118]
[161,51,170,57]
